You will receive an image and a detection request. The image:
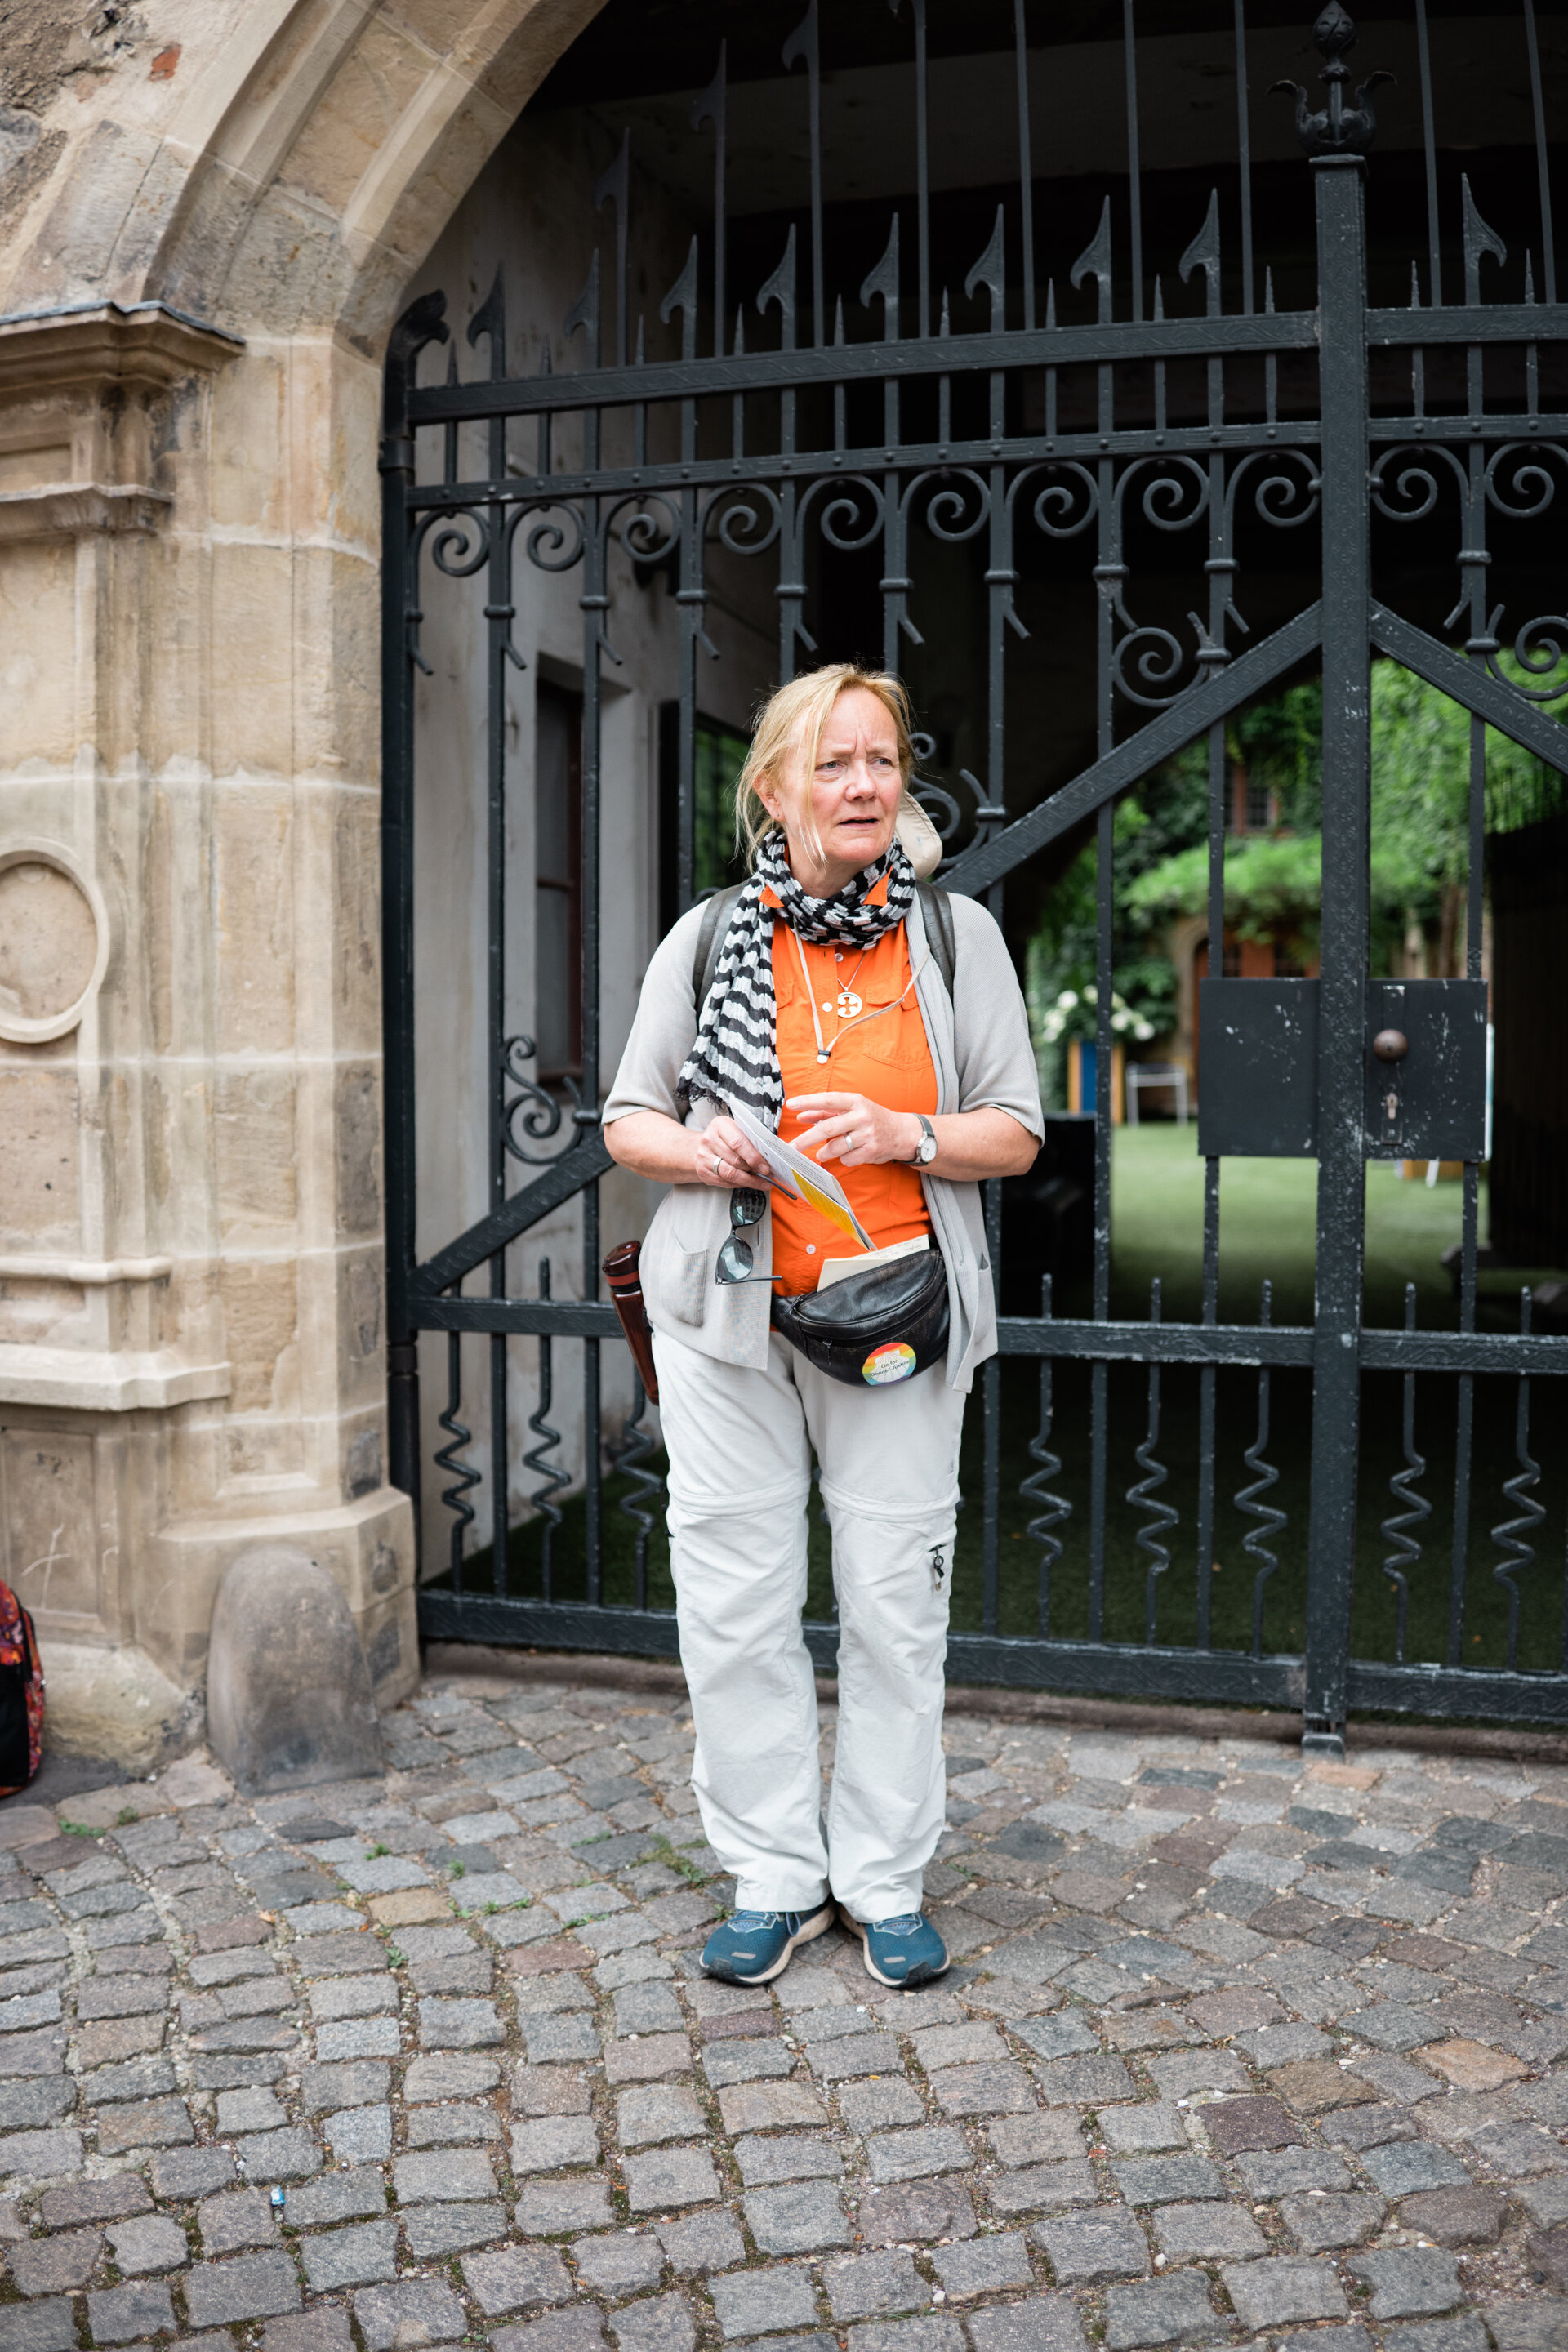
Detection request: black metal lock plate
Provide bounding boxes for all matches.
[1363,978,1487,1160]
[1197,977,1487,1160]
[1197,979,1320,1156]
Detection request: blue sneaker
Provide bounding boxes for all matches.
[700,1901,834,1986]
[838,1905,949,1989]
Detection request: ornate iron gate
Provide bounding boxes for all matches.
[383,0,1568,1746]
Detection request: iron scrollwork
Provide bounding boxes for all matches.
[612,493,682,571]
[406,506,488,670]
[1227,448,1321,535]
[1491,1291,1547,1674]
[1240,1285,1288,1659]
[1019,1278,1071,1640]
[1493,611,1568,702]
[608,1388,666,1609]
[1022,462,1099,543]
[434,1330,480,1586]
[1129,1282,1178,1644]
[907,731,964,845]
[519,500,588,578]
[524,1258,571,1598]
[1379,1286,1431,1669]
[1372,439,1568,713]
[702,483,783,560]
[501,1036,586,1166]
[1369,442,1468,528]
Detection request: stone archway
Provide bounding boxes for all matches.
[0,0,603,1763]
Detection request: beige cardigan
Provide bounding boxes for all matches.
[602,888,1045,1393]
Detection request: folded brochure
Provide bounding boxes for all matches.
[816,1233,929,1290]
[724,1098,875,1253]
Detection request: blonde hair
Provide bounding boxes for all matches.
[734,662,920,869]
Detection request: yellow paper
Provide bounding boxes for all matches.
[794,1169,869,1245]
[722,1098,875,1251]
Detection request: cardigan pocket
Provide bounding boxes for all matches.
[644,1192,713,1330]
[668,1246,710,1326]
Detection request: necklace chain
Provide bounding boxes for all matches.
[792,929,925,1067]
[834,944,870,1021]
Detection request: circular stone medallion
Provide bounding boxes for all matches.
[0,849,108,1042]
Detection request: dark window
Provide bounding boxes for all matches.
[1230,767,1275,835]
[535,682,582,1080]
[658,702,751,935]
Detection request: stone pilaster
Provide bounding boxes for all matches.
[0,300,416,1766]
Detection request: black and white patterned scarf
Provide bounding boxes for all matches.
[678,831,917,1128]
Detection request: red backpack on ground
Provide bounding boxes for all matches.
[0,1584,43,1797]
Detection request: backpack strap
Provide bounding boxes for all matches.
[690,884,746,1013]
[916,880,956,1001]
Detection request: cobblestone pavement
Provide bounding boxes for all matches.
[5,1680,1568,2352]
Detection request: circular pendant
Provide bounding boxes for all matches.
[835,990,863,1019]
[817,1051,830,1065]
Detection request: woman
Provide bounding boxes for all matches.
[604,664,1041,1990]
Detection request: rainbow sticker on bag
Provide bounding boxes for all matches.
[862,1341,917,1386]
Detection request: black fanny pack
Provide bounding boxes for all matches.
[771,1247,949,1388]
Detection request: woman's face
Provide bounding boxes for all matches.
[760,685,903,891]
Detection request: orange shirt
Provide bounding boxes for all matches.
[767,890,938,1296]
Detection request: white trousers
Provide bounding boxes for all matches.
[653,1325,966,1921]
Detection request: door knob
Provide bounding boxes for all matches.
[1372,1029,1408,1063]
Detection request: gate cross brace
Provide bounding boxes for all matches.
[1370,606,1568,776]
[416,1131,613,1298]
[944,603,1323,895]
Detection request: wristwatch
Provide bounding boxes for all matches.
[909,1114,938,1166]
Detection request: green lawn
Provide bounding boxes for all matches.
[1111,1122,1566,1332]
[463,1125,1567,1683]
[1114,1123,1456,1329]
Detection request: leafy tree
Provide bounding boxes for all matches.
[1362,657,1561,971]
[1233,680,1323,831]
[1026,755,1205,1105]
[1120,661,1563,970]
